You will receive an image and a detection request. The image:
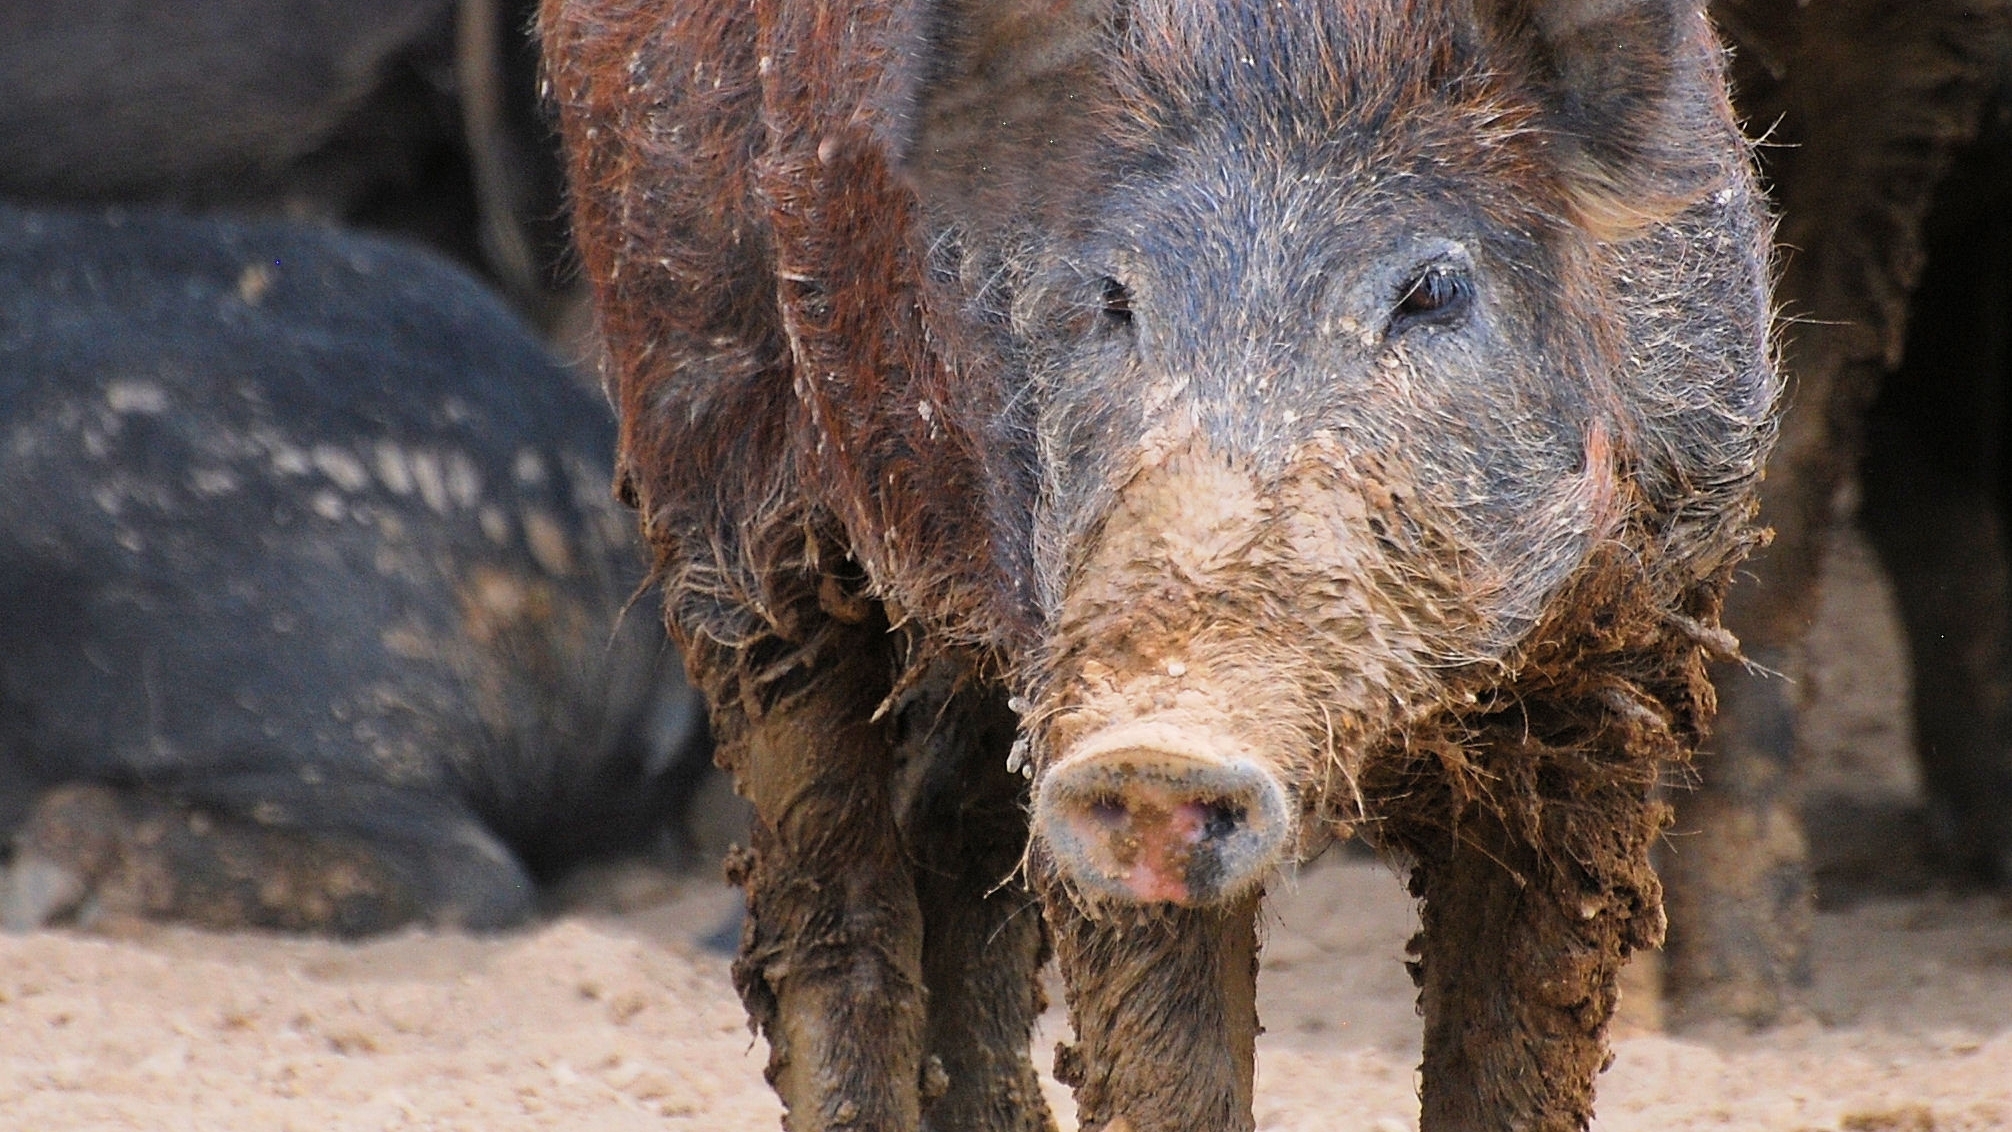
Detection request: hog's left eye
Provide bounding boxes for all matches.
[1390,266,1472,332]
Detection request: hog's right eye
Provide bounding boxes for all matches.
[1097,275,1135,328]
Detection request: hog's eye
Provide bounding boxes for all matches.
[1097,275,1134,328]
[1390,266,1472,333]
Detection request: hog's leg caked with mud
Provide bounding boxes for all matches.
[710,615,930,1131]
[1383,645,1682,1129]
[546,0,1778,1129]
[700,584,1051,1130]
[1044,889,1262,1131]
[899,676,1054,1130]
[1409,810,1642,1129]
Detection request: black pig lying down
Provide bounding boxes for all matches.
[0,205,706,936]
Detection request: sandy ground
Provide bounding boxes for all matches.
[4,524,2011,1131]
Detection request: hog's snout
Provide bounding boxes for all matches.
[1033,721,1292,906]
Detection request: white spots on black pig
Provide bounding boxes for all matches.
[445,453,483,511]
[268,440,312,478]
[236,263,274,306]
[188,467,240,496]
[103,379,168,416]
[379,623,432,662]
[311,444,371,493]
[462,568,540,635]
[479,506,514,546]
[345,687,433,786]
[523,510,577,577]
[357,441,487,517]
[514,449,549,486]
[375,440,574,575]
[375,441,415,496]
[409,450,453,515]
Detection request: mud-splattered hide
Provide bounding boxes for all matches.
[545,0,1777,1128]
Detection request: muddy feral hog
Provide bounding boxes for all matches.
[0,204,706,936]
[545,1,1778,1128]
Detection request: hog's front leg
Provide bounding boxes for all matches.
[1410,799,1663,1132]
[903,708,1056,1132]
[1042,873,1261,1132]
[717,628,928,1132]
[913,829,1052,1132]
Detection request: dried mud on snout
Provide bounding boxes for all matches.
[1029,435,1508,910]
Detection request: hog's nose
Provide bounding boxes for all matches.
[1032,723,1292,906]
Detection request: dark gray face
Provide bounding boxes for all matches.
[897,0,1773,663]
[1007,114,1613,652]
[994,129,1636,904]
[898,1,1777,906]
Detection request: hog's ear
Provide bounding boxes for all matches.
[879,0,1120,229]
[1490,0,1739,238]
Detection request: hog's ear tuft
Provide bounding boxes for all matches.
[1489,0,1740,240]
[878,0,1121,231]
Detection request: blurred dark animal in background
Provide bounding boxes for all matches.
[0,0,573,324]
[1665,0,2012,1028]
[0,204,708,936]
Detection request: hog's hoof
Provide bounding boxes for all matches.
[2,855,91,932]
